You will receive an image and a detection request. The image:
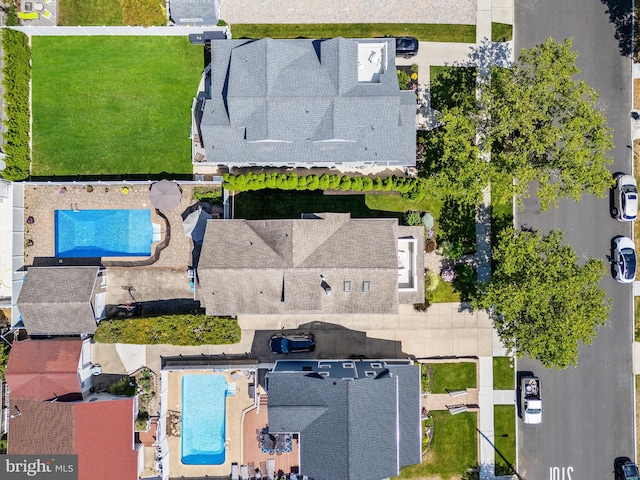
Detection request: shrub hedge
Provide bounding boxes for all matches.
[2,29,31,181]
[223,172,427,202]
[94,314,241,345]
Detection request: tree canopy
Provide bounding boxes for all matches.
[423,38,614,209]
[474,227,611,369]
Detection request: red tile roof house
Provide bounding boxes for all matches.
[5,338,140,480]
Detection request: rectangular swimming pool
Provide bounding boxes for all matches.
[181,374,228,465]
[55,209,153,258]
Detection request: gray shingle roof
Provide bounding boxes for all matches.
[17,267,100,336]
[199,37,417,167]
[169,0,219,25]
[267,364,421,480]
[197,213,407,315]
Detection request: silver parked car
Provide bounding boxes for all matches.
[612,174,638,222]
[612,236,637,284]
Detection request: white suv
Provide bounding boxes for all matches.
[612,174,638,222]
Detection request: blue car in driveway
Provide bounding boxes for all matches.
[269,333,316,354]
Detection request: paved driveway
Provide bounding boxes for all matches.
[220,0,476,25]
[93,303,494,373]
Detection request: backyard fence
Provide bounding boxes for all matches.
[7,25,230,37]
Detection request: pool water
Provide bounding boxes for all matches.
[181,374,228,465]
[55,209,153,258]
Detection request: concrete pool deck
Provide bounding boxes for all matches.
[24,183,193,268]
[23,183,204,306]
[164,370,255,478]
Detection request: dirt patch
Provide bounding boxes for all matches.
[166,410,181,437]
[635,79,640,110]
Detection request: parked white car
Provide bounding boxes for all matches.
[612,236,637,284]
[612,174,638,222]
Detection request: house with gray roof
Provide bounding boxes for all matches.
[197,213,424,316]
[195,37,417,168]
[16,266,107,336]
[266,359,422,480]
[169,0,220,25]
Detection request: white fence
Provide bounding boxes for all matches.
[7,25,230,37]
[10,182,24,329]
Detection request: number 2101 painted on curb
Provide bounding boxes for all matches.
[548,466,574,480]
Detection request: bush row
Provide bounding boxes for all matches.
[223,172,427,202]
[94,314,241,345]
[1,29,31,181]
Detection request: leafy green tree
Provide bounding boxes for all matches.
[486,38,614,209]
[425,38,614,210]
[0,342,9,377]
[475,227,610,369]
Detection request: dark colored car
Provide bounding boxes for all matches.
[394,36,419,58]
[269,333,316,354]
[615,457,639,480]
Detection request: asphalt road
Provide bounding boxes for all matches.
[515,1,635,479]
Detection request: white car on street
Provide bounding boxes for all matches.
[612,174,638,222]
[612,236,637,284]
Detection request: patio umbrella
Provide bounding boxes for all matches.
[182,206,212,245]
[149,180,182,210]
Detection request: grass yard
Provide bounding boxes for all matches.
[58,0,124,25]
[31,36,202,177]
[427,362,477,393]
[493,357,515,390]
[231,24,476,43]
[396,411,477,479]
[427,276,461,303]
[58,0,165,26]
[494,405,516,475]
[491,180,514,248]
[234,189,441,219]
[491,23,513,42]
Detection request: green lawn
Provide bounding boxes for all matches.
[231,24,476,43]
[491,181,514,248]
[31,36,202,177]
[58,0,124,25]
[426,276,461,303]
[494,405,516,475]
[234,189,441,219]
[493,357,515,390]
[427,362,477,393]
[491,22,513,42]
[397,411,477,479]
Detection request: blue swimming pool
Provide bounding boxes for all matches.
[55,209,153,258]
[181,374,228,465]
